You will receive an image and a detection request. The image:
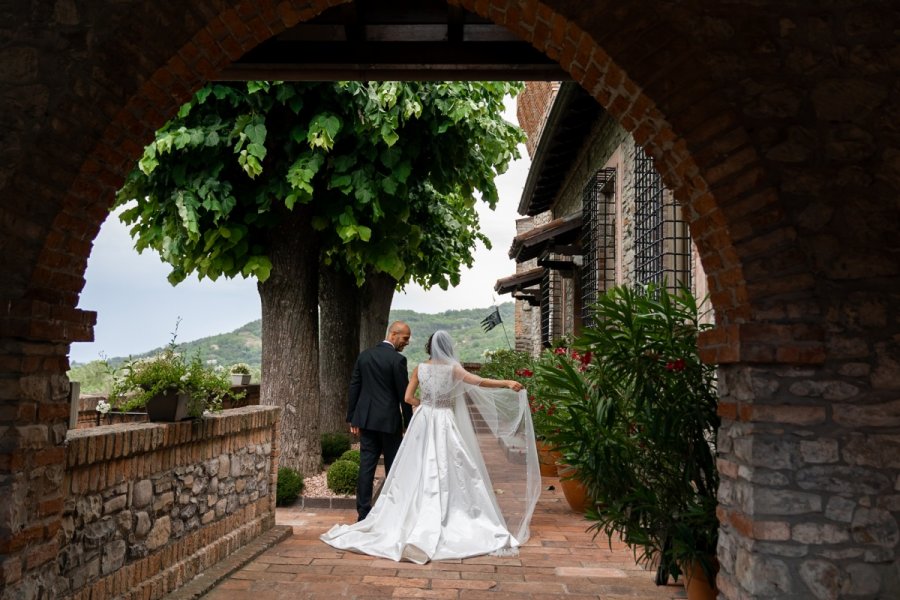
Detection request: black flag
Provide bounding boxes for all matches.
[481,307,502,332]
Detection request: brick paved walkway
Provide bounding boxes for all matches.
[201,474,686,599]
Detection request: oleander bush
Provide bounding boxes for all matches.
[326,459,359,495]
[276,467,304,506]
[539,283,718,585]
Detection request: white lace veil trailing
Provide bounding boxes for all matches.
[428,330,541,549]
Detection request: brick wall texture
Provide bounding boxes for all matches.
[2,2,900,599]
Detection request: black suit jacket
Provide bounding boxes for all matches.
[347,342,412,434]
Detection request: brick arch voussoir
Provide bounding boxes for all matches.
[26,0,352,339]
[455,0,759,323]
[32,0,813,365]
[458,0,825,365]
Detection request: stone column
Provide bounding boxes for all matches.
[705,310,900,599]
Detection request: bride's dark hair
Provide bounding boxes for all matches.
[425,333,434,356]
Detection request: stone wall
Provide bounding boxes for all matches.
[58,406,279,600]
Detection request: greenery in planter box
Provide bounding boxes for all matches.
[537,283,718,585]
[109,324,239,419]
[230,362,251,375]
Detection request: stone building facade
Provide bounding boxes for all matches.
[2,2,900,599]
[501,81,709,355]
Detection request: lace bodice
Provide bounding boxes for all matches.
[418,363,457,409]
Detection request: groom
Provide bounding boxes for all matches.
[347,320,413,521]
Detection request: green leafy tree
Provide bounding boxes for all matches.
[116,81,523,474]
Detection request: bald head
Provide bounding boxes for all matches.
[387,321,411,352]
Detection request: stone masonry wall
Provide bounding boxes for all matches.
[58,406,280,600]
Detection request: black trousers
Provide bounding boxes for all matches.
[356,428,403,521]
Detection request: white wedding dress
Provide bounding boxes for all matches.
[321,361,540,564]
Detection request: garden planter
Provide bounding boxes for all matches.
[681,558,718,600]
[536,441,562,477]
[145,391,192,421]
[230,373,251,386]
[557,464,590,512]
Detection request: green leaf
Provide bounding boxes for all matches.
[247,142,267,160]
[246,123,267,145]
[307,114,341,150]
[381,176,398,195]
[380,123,399,147]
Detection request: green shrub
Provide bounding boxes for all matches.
[321,432,351,463]
[326,459,359,495]
[540,283,718,584]
[338,449,360,464]
[275,467,304,506]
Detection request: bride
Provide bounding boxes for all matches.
[321,330,541,563]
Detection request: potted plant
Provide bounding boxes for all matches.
[110,330,238,421]
[530,345,593,480]
[538,283,719,592]
[229,363,252,386]
[479,350,553,469]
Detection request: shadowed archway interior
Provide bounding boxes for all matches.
[1,1,898,599]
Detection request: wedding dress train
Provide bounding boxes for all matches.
[320,362,540,564]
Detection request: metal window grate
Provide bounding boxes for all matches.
[633,146,692,292]
[581,167,617,326]
[540,269,562,347]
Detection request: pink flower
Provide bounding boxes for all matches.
[554,347,567,356]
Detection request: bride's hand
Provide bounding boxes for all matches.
[508,380,523,391]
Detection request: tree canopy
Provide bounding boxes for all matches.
[117,81,524,288]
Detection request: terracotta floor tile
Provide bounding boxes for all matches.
[201,482,685,600]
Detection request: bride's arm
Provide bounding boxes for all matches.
[454,364,523,391]
[404,366,420,407]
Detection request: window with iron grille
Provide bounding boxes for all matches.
[581,167,617,326]
[633,146,692,292]
[540,269,561,347]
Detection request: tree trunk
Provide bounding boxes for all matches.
[359,270,397,351]
[318,267,360,436]
[258,205,321,477]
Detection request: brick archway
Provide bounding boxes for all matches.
[3,2,899,599]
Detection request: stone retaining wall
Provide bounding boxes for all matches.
[59,405,280,600]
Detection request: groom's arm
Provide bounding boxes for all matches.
[347,356,363,424]
[395,355,412,428]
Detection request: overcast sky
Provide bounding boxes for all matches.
[70,100,530,364]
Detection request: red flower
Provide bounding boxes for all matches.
[554,347,567,356]
[515,368,534,378]
[580,351,593,366]
[666,358,687,372]
[570,350,581,361]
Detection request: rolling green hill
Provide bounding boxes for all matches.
[69,303,515,393]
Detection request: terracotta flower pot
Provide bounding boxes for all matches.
[536,441,562,477]
[681,558,718,600]
[557,464,590,513]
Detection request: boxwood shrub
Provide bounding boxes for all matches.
[276,467,304,506]
[326,459,359,495]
